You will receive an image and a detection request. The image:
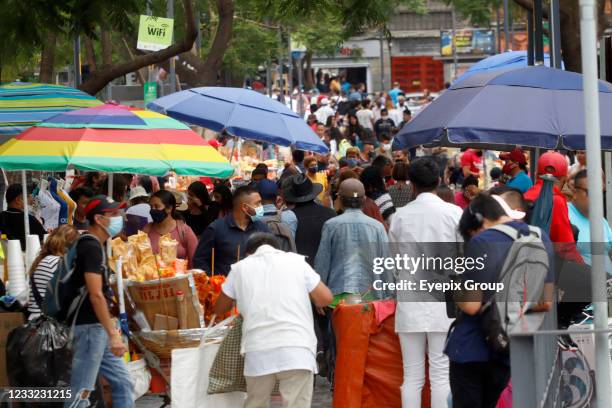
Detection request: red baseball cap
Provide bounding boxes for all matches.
[537,151,568,177]
[499,148,527,165]
[84,195,126,218]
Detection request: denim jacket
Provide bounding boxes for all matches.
[314,209,393,298]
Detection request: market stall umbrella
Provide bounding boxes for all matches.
[0,104,234,177]
[453,51,559,85]
[393,65,612,151]
[146,87,329,153]
[0,82,102,142]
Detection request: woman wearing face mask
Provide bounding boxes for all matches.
[344,113,364,146]
[182,181,213,237]
[143,190,198,268]
[209,184,233,220]
[304,156,331,207]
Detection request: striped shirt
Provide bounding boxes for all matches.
[27,255,60,320]
[373,192,396,222]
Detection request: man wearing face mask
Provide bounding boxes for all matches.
[194,186,269,276]
[64,195,133,408]
[499,148,532,193]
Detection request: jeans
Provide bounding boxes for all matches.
[398,332,450,408]
[449,360,510,408]
[64,324,134,408]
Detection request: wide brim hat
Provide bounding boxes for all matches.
[283,173,323,203]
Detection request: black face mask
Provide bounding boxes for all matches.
[308,167,317,174]
[150,208,168,223]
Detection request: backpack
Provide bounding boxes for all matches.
[478,224,549,355]
[261,212,297,253]
[43,234,106,324]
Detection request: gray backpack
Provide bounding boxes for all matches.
[261,212,297,253]
[479,224,549,354]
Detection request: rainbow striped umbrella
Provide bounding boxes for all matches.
[0,82,102,141]
[0,104,234,177]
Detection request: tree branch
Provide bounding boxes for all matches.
[79,0,197,95]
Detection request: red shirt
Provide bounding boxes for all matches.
[460,149,482,176]
[454,191,470,209]
[524,179,583,263]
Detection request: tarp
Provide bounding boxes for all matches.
[332,301,431,408]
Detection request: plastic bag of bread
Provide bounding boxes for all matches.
[128,231,153,262]
[139,255,159,281]
[159,234,178,265]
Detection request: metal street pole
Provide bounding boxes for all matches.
[549,0,562,68]
[379,30,385,91]
[496,4,501,54]
[534,0,544,64]
[167,0,176,93]
[527,9,534,66]
[503,0,510,51]
[277,26,285,105]
[297,55,304,116]
[73,36,81,87]
[579,2,612,407]
[287,36,293,106]
[451,8,458,81]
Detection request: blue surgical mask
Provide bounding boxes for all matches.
[347,158,359,167]
[248,205,265,222]
[105,216,124,238]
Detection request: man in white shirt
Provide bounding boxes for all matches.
[214,233,333,408]
[356,99,375,131]
[315,98,334,125]
[389,157,463,408]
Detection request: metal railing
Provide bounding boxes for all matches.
[510,305,612,407]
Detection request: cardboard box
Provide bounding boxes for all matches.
[0,312,24,386]
[127,274,203,329]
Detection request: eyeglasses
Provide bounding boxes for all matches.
[575,186,589,196]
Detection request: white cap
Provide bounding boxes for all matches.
[492,194,526,220]
[129,186,148,201]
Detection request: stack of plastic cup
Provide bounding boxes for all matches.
[6,240,27,298]
[25,235,41,272]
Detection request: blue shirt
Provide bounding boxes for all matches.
[445,221,554,365]
[506,171,533,193]
[314,209,392,298]
[263,204,297,239]
[567,202,612,274]
[388,88,402,105]
[193,214,269,276]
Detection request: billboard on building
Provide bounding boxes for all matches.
[440,29,495,56]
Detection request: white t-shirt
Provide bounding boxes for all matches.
[315,105,334,125]
[356,109,375,130]
[222,245,320,376]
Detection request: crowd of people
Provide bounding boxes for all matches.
[2,81,606,408]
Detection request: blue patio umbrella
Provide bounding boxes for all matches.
[454,51,560,85]
[393,65,612,151]
[147,87,328,153]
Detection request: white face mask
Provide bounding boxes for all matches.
[381,115,389,120]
